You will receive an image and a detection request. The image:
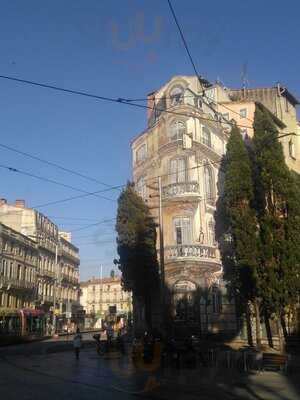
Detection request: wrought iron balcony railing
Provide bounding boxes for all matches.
[0,276,36,291]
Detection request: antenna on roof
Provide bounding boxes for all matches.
[241,62,249,91]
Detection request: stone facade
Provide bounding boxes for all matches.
[57,234,80,320]
[130,76,299,336]
[80,275,132,324]
[0,199,80,322]
[0,223,38,309]
[131,76,236,335]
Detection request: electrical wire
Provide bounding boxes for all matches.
[0,74,254,130]
[69,218,116,233]
[0,162,116,202]
[118,93,255,125]
[166,0,254,128]
[0,142,121,191]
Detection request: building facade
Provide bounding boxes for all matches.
[0,199,80,325]
[0,223,38,309]
[57,233,80,326]
[130,75,299,336]
[80,275,132,328]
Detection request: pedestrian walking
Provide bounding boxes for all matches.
[73,328,82,360]
[100,328,108,353]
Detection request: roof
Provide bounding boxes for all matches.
[229,86,299,105]
[80,276,121,287]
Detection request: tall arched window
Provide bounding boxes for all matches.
[173,217,191,245]
[136,176,146,199]
[170,158,186,183]
[169,121,185,141]
[170,85,184,106]
[204,166,215,203]
[202,126,211,147]
[208,219,216,245]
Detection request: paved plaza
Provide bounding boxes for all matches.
[0,334,300,400]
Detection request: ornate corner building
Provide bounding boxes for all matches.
[130,75,300,336]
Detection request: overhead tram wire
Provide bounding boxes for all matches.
[0,142,122,191]
[69,218,116,233]
[166,0,255,127]
[0,74,255,131]
[120,95,255,125]
[0,163,116,202]
[0,130,291,214]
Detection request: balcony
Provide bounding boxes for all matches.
[194,138,223,161]
[164,244,218,262]
[61,274,78,285]
[42,295,53,303]
[162,181,200,201]
[42,269,55,279]
[0,276,36,292]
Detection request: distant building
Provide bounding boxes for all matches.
[0,223,38,309]
[80,275,132,328]
[0,199,80,326]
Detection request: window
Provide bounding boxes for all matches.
[208,220,216,245]
[136,144,147,163]
[241,128,247,139]
[170,158,186,184]
[240,108,247,119]
[169,86,184,106]
[202,127,211,147]
[17,264,22,280]
[289,140,296,159]
[204,166,215,203]
[196,97,203,109]
[136,176,147,199]
[169,121,185,141]
[212,286,222,313]
[173,217,191,245]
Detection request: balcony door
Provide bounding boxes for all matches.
[170,158,186,184]
[173,217,191,245]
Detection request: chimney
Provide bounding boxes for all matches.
[15,199,25,208]
[0,198,7,206]
[147,92,156,120]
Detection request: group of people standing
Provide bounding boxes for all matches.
[73,327,125,360]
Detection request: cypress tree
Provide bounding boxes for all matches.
[114,182,160,329]
[216,125,261,346]
[252,105,300,340]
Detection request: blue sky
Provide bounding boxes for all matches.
[0,0,299,280]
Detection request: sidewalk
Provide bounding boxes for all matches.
[153,362,300,400]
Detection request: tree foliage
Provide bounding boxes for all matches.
[216,126,260,306]
[114,182,160,305]
[252,106,300,318]
[218,105,300,343]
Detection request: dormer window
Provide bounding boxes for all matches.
[169,121,186,141]
[136,144,147,163]
[170,86,184,106]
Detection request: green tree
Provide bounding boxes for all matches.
[114,182,160,329]
[216,125,261,346]
[252,105,300,340]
